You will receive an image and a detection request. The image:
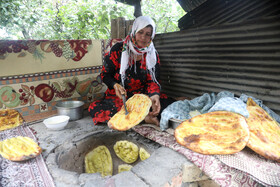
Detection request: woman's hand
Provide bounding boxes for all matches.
[113,83,126,99]
[149,95,160,117]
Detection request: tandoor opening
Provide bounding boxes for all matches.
[56,130,161,176]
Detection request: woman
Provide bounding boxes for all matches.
[88,16,175,126]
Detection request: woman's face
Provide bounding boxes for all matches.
[135,26,152,48]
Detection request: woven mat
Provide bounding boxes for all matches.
[133,125,280,187]
[0,125,55,187]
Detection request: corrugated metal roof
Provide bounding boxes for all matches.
[114,0,139,6]
[154,16,280,115]
[114,0,206,12]
[178,0,280,30]
[176,0,207,12]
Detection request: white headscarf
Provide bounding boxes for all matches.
[120,16,159,88]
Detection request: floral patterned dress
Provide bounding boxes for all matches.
[88,42,175,125]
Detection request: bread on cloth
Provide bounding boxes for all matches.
[246,98,280,162]
[175,111,250,155]
[108,94,152,131]
[0,136,42,161]
[0,109,24,131]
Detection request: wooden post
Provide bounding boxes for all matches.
[111,18,134,39]
[125,20,134,36]
[111,18,118,39]
[134,1,142,18]
[117,17,126,38]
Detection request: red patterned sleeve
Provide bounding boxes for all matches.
[101,42,123,89]
[146,53,161,97]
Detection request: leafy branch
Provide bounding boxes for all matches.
[0,0,185,39]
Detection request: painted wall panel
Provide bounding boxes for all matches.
[0,40,101,77]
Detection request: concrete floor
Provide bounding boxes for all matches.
[29,112,215,187]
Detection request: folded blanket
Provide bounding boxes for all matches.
[208,97,249,117]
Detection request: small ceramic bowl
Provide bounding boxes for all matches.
[43,115,70,131]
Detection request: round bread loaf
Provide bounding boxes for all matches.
[108,94,152,131]
[0,136,42,161]
[175,111,250,155]
[246,98,280,163]
[84,145,113,176]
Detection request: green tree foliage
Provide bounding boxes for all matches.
[0,0,185,39]
[0,0,50,39]
[142,0,184,33]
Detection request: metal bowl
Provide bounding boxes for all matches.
[169,118,184,129]
[56,101,84,121]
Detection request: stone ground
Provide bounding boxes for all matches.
[29,112,218,187]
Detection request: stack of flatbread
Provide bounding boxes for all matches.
[108,94,152,131]
[174,98,280,162]
[245,98,280,162]
[0,109,24,131]
[0,109,42,161]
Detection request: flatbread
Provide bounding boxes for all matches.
[0,136,42,161]
[84,145,113,176]
[246,98,280,162]
[175,111,250,155]
[0,109,24,131]
[118,164,133,173]
[108,94,152,131]
[139,147,150,161]
[113,140,139,164]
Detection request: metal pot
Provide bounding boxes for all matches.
[56,101,84,121]
[169,118,184,129]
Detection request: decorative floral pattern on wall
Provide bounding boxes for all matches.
[34,84,54,102]
[0,75,105,109]
[52,77,78,98]
[0,86,21,108]
[0,40,92,62]
[0,39,103,121]
[104,38,123,54]
[19,85,36,105]
[91,75,103,94]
